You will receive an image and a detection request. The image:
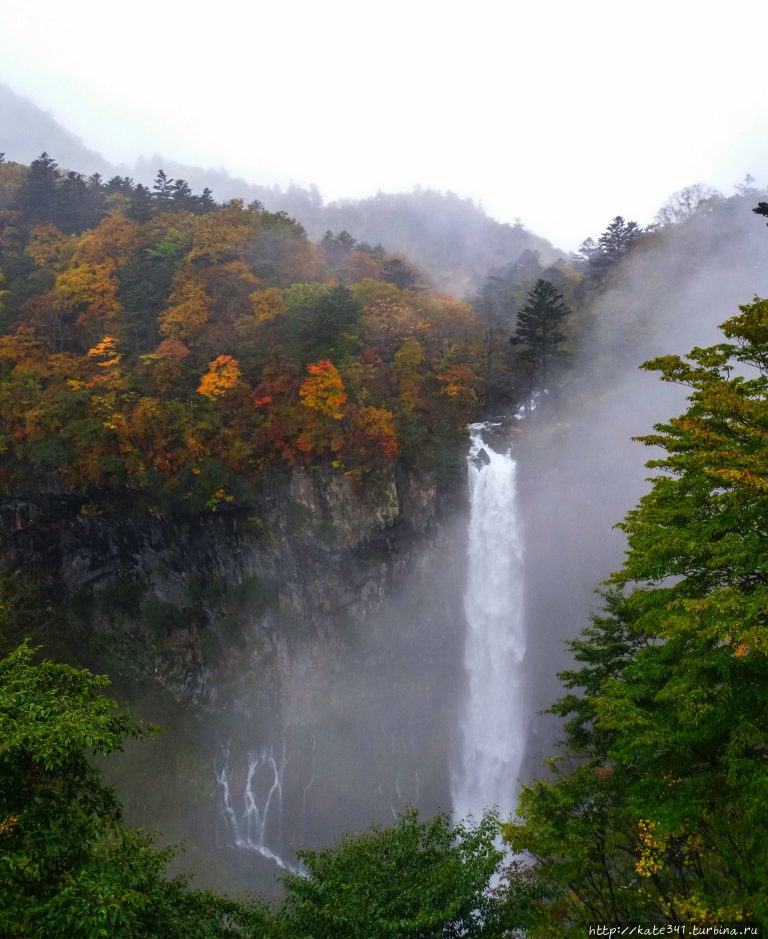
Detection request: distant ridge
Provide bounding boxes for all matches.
[0,83,127,176]
[0,82,562,294]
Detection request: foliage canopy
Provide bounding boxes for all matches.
[272,808,514,938]
[505,296,768,929]
[0,642,265,937]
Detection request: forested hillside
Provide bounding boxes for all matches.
[1,82,559,295]
[3,136,768,934]
[0,152,487,516]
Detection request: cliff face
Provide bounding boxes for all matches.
[1,461,468,877]
[1,462,464,701]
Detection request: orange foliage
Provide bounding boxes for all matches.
[299,360,347,419]
[0,327,48,370]
[437,364,475,397]
[339,251,381,283]
[154,339,191,360]
[356,406,399,458]
[197,355,241,399]
[0,176,491,507]
[87,336,121,368]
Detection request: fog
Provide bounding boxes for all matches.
[93,192,768,901]
[3,1,768,248]
[517,195,768,774]
[4,68,767,895]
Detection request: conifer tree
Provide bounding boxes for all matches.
[509,278,571,388]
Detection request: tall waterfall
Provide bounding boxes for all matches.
[451,422,526,822]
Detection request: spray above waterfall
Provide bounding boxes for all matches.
[452,422,527,822]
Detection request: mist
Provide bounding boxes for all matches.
[3,70,768,911]
[516,193,768,776]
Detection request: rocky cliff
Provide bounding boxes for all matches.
[0,460,469,884]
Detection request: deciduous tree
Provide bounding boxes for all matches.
[0,642,264,936]
[275,809,511,938]
[506,296,768,927]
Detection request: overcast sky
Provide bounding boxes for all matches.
[2,0,767,249]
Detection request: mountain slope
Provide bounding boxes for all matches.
[1,83,559,294]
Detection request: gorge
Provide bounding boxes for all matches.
[3,144,768,927]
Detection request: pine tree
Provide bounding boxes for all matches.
[18,152,61,226]
[509,278,571,388]
[594,215,641,266]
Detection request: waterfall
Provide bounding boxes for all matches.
[215,743,302,872]
[451,422,526,822]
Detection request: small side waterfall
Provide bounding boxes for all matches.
[451,422,526,822]
[215,743,304,872]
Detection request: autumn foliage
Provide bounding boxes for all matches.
[299,360,347,418]
[0,154,486,513]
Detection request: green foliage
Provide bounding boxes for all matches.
[141,597,195,633]
[510,279,572,381]
[574,215,643,283]
[0,575,57,656]
[273,808,513,938]
[0,642,266,936]
[233,574,277,617]
[507,278,573,404]
[507,296,768,928]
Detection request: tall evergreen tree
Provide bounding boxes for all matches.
[595,215,641,265]
[18,152,61,226]
[152,169,175,208]
[509,278,571,387]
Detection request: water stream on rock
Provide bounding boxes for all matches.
[215,743,302,872]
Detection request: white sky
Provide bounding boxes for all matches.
[1,0,767,249]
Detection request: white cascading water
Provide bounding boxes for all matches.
[451,422,526,822]
[215,744,301,872]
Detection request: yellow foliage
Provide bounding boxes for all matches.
[362,297,431,354]
[141,211,196,248]
[299,360,347,420]
[393,339,425,412]
[26,223,77,271]
[87,336,121,368]
[250,287,286,323]
[197,355,241,399]
[158,280,211,341]
[187,201,256,264]
[55,261,120,313]
[73,215,142,265]
[357,406,399,458]
[0,814,19,837]
[634,819,669,877]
